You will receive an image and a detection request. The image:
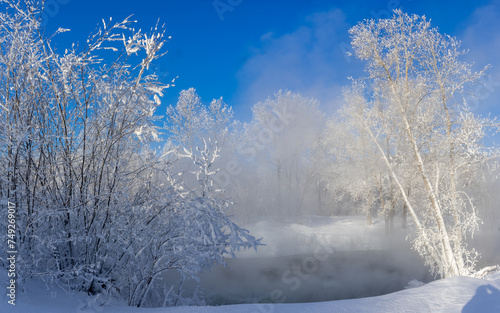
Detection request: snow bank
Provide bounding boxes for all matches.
[2,268,500,312]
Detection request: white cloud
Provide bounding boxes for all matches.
[234,3,500,120]
[459,0,500,116]
[234,9,360,114]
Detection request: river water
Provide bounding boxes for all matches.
[199,249,433,305]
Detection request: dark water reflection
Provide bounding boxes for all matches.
[199,249,433,305]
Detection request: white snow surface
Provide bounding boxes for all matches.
[2,216,499,312]
[2,270,500,312]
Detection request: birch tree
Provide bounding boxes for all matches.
[343,10,500,278]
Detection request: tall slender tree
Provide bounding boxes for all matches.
[341,10,500,278]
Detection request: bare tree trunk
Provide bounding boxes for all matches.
[400,108,461,277]
[401,202,407,229]
[401,187,410,229]
[366,125,444,273]
[366,200,373,226]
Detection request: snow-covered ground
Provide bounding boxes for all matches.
[2,216,500,312]
[2,270,500,312]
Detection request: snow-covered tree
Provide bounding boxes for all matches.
[341,10,500,278]
[0,0,260,307]
[322,111,388,226]
[233,90,325,220]
[164,88,237,196]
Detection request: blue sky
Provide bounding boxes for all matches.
[41,0,500,122]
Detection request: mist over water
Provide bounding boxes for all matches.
[471,226,500,269]
[193,217,431,305]
[157,60,500,307]
[150,204,500,306]
[195,213,500,305]
[200,250,432,305]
